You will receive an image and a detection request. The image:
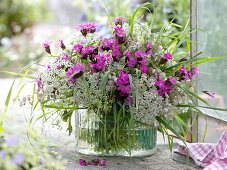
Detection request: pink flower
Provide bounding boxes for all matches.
[47,65,51,69]
[81,45,98,59]
[155,80,173,97]
[58,40,66,50]
[76,22,97,31]
[77,159,87,166]
[90,54,112,71]
[76,22,98,36]
[118,85,131,94]
[140,65,150,74]
[72,42,85,53]
[147,43,154,49]
[42,40,52,48]
[66,63,85,82]
[125,51,131,58]
[188,67,199,77]
[179,66,187,74]
[163,53,173,60]
[114,16,126,23]
[178,66,198,81]
[209,92,216,98]
[138,58,147,65]
[116,32,127,37]
[99,160,106,166]
[36,76,43,88]
[112,40,122,60]
[154,80,166,88]
[62,54,69,60]
[135,51,147,58]
[127,58,137,67]
[169,77,176,85]
[114,26,124,33]
[101,38,114,51]
[42,40,52,54]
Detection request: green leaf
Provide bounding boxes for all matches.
[163,52,203,72]
[177,104,227,112]
[2,71,36,79]
[156,116,186,145]
[100,72,109,91]
[129,2,151,37]
[191,56,227,66]
[0,80,15,128]
[61,110,73,122]
[177,84,210,106]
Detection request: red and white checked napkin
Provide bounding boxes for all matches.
[174,131,227,170]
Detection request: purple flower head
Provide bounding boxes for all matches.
[127,58,137,68]
[114,26,124,33]
[116,32,127,37]
[188,67,199,77]
[91,54,112,71]
[81,46,94,55]
[114,16,126,23]
[125,51,131,58]
[90,158,100,165]
[163,53,173,60]
[209,92,216,98]
[76,22,98,36]
[112,40,122,60]
[42,40,52,48]
[179,66,187,74]
[140,65,150,74]
[59,40,66,50]
[0,150,7,159]
[81,45,97,59]
[99,160,106,166]
[62,54,69,60]
[138,58,147,65]
[116,70,130,85]
[118,85,131,94]
[154,80,166,88]
[5,137,19,146]
[162,84,172,93]
[66,63,85,82]
[101,38,114,51]
[36,76,43,89]
[77,159,87,166]
[42,40,52,54]
[12,153,24,165]
[113,26,127,44]
[72,42,85,54]
[135,51,147,59]
[116,71,131,98]
[47,65,51,69]
[156,83,173,97]
[178,66,198,81]
[169,77,176,85]
[147,43,154,49]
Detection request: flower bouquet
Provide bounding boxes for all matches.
[10,3,227,157]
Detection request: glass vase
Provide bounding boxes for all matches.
[75,109,157,157]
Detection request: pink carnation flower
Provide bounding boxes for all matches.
[66,63,85,83]
[42,40,52,48]
[163,53,173,60]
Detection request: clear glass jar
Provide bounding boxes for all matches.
[75,109,157,157]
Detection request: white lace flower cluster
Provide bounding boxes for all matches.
[133,73,188,125]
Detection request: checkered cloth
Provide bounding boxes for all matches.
[174,131,227,170]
